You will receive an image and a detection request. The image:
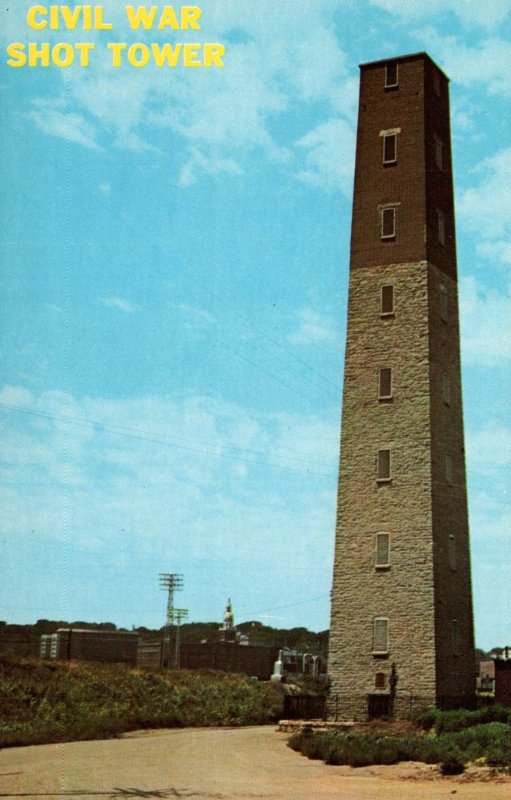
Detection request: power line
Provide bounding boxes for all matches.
[0,401,336,476]
[2,173,344,411]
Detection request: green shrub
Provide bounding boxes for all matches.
[410,706,438,730]
[0,655,284,747]
[288,716,511,772]
[440,755,465,775]
[435,705,511,734]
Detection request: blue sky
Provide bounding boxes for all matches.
[0,1,510,651]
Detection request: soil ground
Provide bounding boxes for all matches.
[1,725,510,800]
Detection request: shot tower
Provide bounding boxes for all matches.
[328,53,475,720]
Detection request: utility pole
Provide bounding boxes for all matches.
[159,573,188,668]
[170,608,189,669]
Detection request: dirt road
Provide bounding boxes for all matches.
[1,726,510,800]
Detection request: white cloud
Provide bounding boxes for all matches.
[176,303,216,329]
[99,296,138,313]
[287,308,337,347]
[178,148,243,188]
[0,385,33,407]
[295,118,355,195]
[477,241,511,268]
[0,387,338,533]
[28,106,100,150]
[464,419,511,648]
[20,0,353,186]
[458,147,511,240]
[460,276,511,365]
[0,386,338,625]
[412,29,511,97]
[467,423,511,477]
[370,0,511,28]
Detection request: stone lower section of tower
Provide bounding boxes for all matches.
[327,259,475,721]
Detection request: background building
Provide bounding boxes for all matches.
[328,52,475,720]
[41,628,139,666]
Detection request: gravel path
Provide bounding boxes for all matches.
[1,726,510,800]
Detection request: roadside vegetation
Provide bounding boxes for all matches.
[0,655,284,748]
[289,706,511,774]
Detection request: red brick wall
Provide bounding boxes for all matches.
[351,53,457,281]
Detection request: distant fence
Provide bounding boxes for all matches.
[327,693,478,721]
[283,695,326,720]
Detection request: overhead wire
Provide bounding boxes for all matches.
[1,172,344,413]
[0,400,337,476]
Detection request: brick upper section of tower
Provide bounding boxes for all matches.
[350,52,458,281]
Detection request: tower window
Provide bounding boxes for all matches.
[440,283,448,322]
[375,671,386,689]
[433,69,441,96]
[434,135,444,170]
[452,619,460,655]
[377,449,391,482]
[445,454,453,485]
[378,367,392,400]
[382,133,397,164]
[437,209,446,245]
[448,534,457,571]
[381,207,396,239]
[385,62,398,88]
[381,284,394,316]
[373,618,389,654]
[375,532,390,568]
[442,373,451,406]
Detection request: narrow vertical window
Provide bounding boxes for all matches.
[433,69,441,96]
[381,207,395,239]
[375,532,390,568]
[375,672,386,689]
[381,284,394,316]
[378,367,392,399]
[437,209,445,245]
[442,373,451,406]
[445,454,453,485]
[440,283,448,322]
[373,618,389,653]
[452,619,460,655]
[434,135,444,170]
[448,535,457,571]
[383,133,397,164]
[377,449,391,482]
[385,62,398,88]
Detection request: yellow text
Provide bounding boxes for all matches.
[125,5,202,30]
[7,41,96,67]
[26,5,112,30]
[108,42,224,67]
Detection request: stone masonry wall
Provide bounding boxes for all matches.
[329,260,437,717]
[328,260,475,717]
[428,264,475,702]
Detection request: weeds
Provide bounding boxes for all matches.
[288,708,511,772]
[0,655,283,747]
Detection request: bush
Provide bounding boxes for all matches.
[0,655,284,747]
[410,706,438,731]
[288,715,511,772]
[440,756,465,775]
[435,705,511,734]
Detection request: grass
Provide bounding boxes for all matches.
[0,655,284,748]
[288,706,511,773]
